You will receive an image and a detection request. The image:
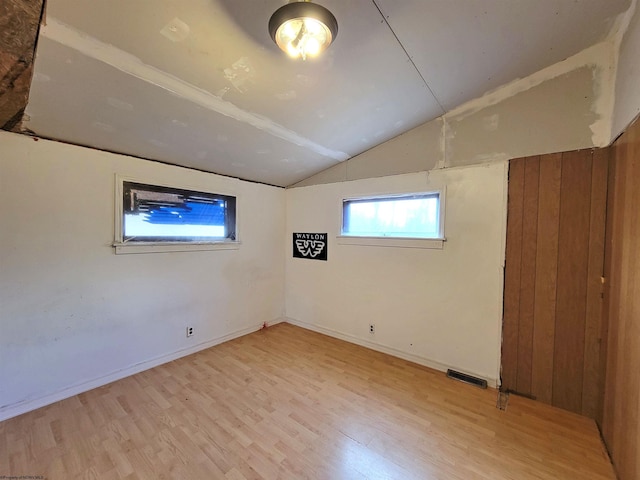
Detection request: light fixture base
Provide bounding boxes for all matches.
[269,2,338,60]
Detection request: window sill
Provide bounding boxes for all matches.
[336,236,445,249]
[113,241,241,255]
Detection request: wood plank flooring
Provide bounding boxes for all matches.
[1,323,615,479]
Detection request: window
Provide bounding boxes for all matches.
[339,192,444,249]
[114,179,239,254]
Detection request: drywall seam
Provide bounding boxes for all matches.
[446,42,610,123]
[285,317,499,388]
[607,0,637,51]
[40,17,349,162]
[496,161,509,384]
[438,117,447,169]
[587,43,615,146]
[590,1,638,146]
[0,317,285,422]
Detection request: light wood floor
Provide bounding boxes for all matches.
[1,323,615,479]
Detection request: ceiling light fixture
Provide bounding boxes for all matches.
[269,1,338,60]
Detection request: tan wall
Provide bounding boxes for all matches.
[294,43,615,188]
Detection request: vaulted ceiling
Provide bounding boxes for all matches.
[1,0,632,186]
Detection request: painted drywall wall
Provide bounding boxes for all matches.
[612,0,640,138]
[285,162,508,385]
[0,131,285,420]
[295,42,614,187]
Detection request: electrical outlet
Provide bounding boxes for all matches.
[186,326,194,337]
[369,324,375,334]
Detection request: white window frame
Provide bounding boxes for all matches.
[337,189,446,249]
[113,175,241,254]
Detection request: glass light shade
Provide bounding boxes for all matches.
[269,2,338,60]
[275,17,331,59]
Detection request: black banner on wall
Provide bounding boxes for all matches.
[293,233,328,261]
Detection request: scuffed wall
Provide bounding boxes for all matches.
[286,163,508,385]
[0,131,286,421]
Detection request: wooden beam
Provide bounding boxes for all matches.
[0,0,44,131]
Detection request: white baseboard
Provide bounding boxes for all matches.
[0,318,285,422]
[284,317,498,388]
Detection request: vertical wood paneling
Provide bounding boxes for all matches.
[516,157,539,395]
[598,148,617,428]
[501,158,525,391]
[503,149,608,418]
[601,115,640,480]
[582,149,608,419]
[620,172,640,480]
[613,138,635,478]
[531,153,562,404]
[553,150,592,413]
[602,144,625,445]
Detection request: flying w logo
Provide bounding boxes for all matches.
[293,233,328,261]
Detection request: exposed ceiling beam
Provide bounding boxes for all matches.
[0,0,45,131]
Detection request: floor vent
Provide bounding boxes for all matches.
[446,369,488,389]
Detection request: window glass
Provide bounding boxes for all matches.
[122,182,236,242]
[342,193,441,239]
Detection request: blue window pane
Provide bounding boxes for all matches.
[122,182,235,241]
[145,201,225,225]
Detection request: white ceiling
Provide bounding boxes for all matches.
[25,0,630,187]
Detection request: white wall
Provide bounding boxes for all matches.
[612,0,640,138]
[0,132,285,420]
[285,162,508,386]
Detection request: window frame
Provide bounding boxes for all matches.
[337,189,446,249]
[113,175,241,254]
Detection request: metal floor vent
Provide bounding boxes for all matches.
[446,369,488,389]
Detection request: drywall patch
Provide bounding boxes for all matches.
[442,116,454,168]
[160,17,190,42]
[275,90,297,101]
[170,118,188,128]
[589,57,616,147]
[483,114,500,132]
[223,57,255,93]
[41,17,349,162]
[148,138,167,148]
[435,117,446,169]
[608,0,637,44]
[106,96,133,111]
[33,72,50,83]
[91,121,115,133]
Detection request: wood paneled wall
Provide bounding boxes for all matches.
[600,116,640,480]
[502,149,609,418]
